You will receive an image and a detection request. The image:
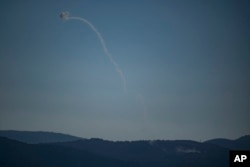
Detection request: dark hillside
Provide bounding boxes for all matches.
[0,137,138,167]
[0,130,81,144]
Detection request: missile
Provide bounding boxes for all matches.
[59,11,69,20]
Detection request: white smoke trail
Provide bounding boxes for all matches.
[60,12,127,93]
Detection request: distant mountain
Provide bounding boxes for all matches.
[0,136,137,167]
[0,130,82,144]
[1,130,249,167]
[205,135,250,150]
[52,138,229,167]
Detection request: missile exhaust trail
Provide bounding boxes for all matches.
[60,12,149,132]
[60,11,127,93]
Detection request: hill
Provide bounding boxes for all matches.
[205,135,250,150]
[1,130,249,167]
[0,136,137,167]
[0,130,82,144]
[51,138,229,167]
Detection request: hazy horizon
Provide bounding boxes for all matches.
[1,0,249,141]
[1,129,249,142]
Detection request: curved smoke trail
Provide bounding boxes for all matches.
[60,12,150,136]
[60,12,127,93]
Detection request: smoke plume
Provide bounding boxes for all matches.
[60,12,127,93]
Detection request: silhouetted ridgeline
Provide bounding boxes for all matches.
[0,137,136,167]
[205,135,250,150]
[0,130,249,167]
[0,130,82,144]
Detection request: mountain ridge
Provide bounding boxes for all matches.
[1,130,249,144]
[0,130,82,144]
[205,135,250,150]
[0,136,136,167]
[1,130,249,167]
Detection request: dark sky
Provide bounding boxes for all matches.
[0,0,249,141]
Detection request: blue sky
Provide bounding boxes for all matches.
[0,0,249,141]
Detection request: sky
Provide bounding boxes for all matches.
[0,0,249,141]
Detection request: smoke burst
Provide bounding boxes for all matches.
[60,12,127,93]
